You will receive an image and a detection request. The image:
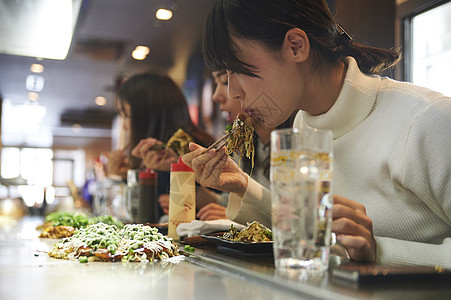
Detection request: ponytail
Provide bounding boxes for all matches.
[332,24,401,75]
[341,43,401,75]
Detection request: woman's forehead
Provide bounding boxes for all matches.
[231,38,275,72]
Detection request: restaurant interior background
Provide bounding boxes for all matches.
[0,0,450,217]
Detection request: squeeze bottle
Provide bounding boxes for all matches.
[168,157,196,240]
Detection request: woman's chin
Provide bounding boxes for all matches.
[250,114,267,128]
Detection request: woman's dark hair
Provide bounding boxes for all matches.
[116,73,214,168]
[203,0,401,76]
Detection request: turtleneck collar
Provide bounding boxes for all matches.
[300,57,381,139]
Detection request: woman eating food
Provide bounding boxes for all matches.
[196,70,296,221]
[107,72,215,219]
[182,0,451,268]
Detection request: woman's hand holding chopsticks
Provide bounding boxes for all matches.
[181,143,249,198]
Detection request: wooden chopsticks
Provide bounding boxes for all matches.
[148,128,237,154]
[202,128,237,154]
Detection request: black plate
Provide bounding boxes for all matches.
[143,223,168,235]
[200,233,273,254]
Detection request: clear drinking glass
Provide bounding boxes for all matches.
[93,178,107,216]
[270,128,333,273]
[93,177,126,219]
[125,169,140,222]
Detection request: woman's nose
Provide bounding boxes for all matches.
[227,71,245,100]
[212,85,225,104]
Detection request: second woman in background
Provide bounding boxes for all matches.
[108,72,215,217]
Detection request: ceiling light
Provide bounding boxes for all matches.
[132,49,147,60]
[27,92,39,101]
[30,64,44,73]
[0,0,82,60]
[26,75,45,92]
[72,124,82,133]
[135,46,150,55]
[131,46,150,61]
[156,9,173,20]
[95,96,107,106]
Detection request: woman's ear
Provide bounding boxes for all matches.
[282,28,310,63]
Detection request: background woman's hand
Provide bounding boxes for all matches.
[132,138,178,171]
[105,150,129,180]
[158,194,169,214]
[182,143,248,197]
[332,195,377,263]
[196,203,227,221]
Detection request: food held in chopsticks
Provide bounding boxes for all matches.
[166,128,194,156]
[225,113,255,168]
[37,211,124,239]
[223,221,272,243]
[48,223,179,263]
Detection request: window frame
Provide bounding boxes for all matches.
[397,0,451,81]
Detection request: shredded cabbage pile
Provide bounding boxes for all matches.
[49,223,179,263]
[42,211,124,229]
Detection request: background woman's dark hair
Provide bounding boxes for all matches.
[116,73,214,168]
[203,0,401,76]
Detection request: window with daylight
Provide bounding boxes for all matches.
[404,1,451,96]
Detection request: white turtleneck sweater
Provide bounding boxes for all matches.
[226,57,451,268]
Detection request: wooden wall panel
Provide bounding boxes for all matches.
[327,0,397,77]
[333,0,396,51]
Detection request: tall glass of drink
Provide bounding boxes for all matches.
[270,128,333,273]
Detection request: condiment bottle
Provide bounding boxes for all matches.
[137,169,159,224]
[168,157,196,240]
